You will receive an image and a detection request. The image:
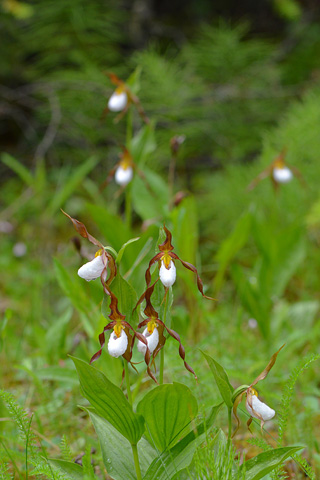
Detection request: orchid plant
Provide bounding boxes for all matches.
[248,148,305,192]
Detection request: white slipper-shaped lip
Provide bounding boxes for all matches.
[77,254,106,281]
[159,260,176,288]
[108,329,128,358]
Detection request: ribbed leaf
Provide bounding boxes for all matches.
[48,459,84,480]
[72,357,145,445]
[137,383,198,452]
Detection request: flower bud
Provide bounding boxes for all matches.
[159,260,176,288]
[115,165,133,186]
[137,327,159,354]
[108,328,128,358]
[77,254,106,281]
[273,166,293,183]
[246,393,275,421]
[108,90,128,112]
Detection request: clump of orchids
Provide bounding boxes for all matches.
[248,148,304,192]
[232,344,284,435]
[64,211,214,383]
[104,72,149,124]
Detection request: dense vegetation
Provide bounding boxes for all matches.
[1,1,320,478]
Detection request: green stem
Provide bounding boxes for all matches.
[159,291,169,385]
[126,107,133,147]
[227,407,232,444]
[124,361,132,406]
[131,443,142,480]
[125,182,132,231]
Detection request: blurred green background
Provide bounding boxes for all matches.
[1,0,320,478]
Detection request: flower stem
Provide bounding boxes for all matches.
[124,361,132,406]
[125,182,132,231]
[131,443,142,480]
[126,107,133,147]
[159,291,169,385]
[227,407,232,444]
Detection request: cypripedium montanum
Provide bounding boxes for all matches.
[90,288,156,380]
[142,225,215,297]
[62,210,116,286]
[101,147,135,190]
[232,344,285,436]
[247,148,305,192]
[136,281,197,379]
[103,72,149,124]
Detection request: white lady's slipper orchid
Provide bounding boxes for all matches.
[108,328,128,358]
[246,388,275,421]
[108,89,128,112]
[77,253,106,281]
[159,259,176,288]
[115,165,133,186]
[272,166,293,183]
[137,326,159,355]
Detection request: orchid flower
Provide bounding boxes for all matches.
[142,225,214,298]
[62,210,116,286]
[232,344,284,436]
[247,148,305,192]
[136,282,197,379]
[90,287,157,381]
[103,72,149,124]
[101,147,135,191]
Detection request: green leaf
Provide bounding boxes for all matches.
[71,357,145,445]
[53,258,95,336]
[47,155,98,213]
[137,383,198,452]
[102,273,138,325]
[131,167,169,221]
[1,153,34,186]
[48,459,84,480]
[214,211,252,292]
[171,195,198,267]
[88,408,155,480]
[117,237,140,264]
[143,403,223,480]
[130,123,156,167]
[239,446,303,480]
[202,351,234,408]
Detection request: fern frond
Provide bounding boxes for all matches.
[278,353,320,445]
[0,462,13,480]
[0,389,38,461]
[292,453,317,480]
[247,436,272,452]
[59,435,72,462]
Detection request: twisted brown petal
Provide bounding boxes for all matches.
[145,253,162,288]
[90,321,115,364]
[156,319,196,379]
[232,391,245,438]
[171,253,216,301]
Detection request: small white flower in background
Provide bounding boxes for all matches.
[272,166,293,184]
[108,328,128,358]
[248,318,258,329]
[159,259,176,288]
[108,88,128,112]
[13,242,27,257]
[246,388,275,421]
[77,252,106,281]
[115,164,133,186]
[137,326,159,354]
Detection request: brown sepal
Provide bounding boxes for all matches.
[247,165,273,192]
[247,416,253,433]
[251,344,285,387]
[61,210,103,249]
[171,253,216,301]
[158,226,175,253]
